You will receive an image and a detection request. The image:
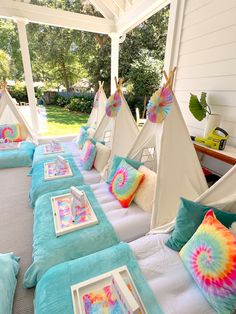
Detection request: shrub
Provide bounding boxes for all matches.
[9,81,28,102]
[66,94,94,114]
[55,95,69,107]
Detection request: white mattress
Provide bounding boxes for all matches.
[130,233,216,314]
[90,182,151,242]
[73,155,102,185]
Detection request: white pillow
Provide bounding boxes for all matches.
[230,222,236,235]
[94,143,111,173]
[134,165,156,213]
[87,127,95,138]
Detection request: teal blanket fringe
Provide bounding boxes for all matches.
[24,185,119,288]
[0,141,35,169]
[32,141,80,166]
[29,155,84,208]
[34,242,163,314]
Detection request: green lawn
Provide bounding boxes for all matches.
[42,105,89,136]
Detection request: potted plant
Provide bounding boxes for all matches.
[189,92,221,137]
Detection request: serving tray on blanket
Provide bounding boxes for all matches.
[43,143,64,154]
[51,192,98,236]
[71,266,147,314]
[0,142,20,151]
[44,161,73,180]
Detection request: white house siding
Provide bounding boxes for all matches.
[172,0,236,148]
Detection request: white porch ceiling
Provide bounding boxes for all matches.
[0,0,170,35]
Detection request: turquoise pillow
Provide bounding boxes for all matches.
[0,253,20,314]
[166,197,236,252]
[80,140,97,170]
[107,155,143,184]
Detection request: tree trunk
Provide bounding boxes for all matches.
[142,95,147,118]
[61,61,70,92]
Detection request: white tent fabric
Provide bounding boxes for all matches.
[0,89,35,140]
[128,92,208,230]
[87,82,107,129]
[196,164,236,212]
[94,91,139,172]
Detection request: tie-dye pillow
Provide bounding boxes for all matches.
[80,140,97,170]
[0,124,21,142]
[180,210,236,313]
[76,126,88,149]
[109,159,144,208]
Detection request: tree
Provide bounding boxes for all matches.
[0,50,11,82]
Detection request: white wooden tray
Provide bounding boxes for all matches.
[43,143,64,154]
[51,192,98,236]
[71,266,147,314]
[44,160,73,180]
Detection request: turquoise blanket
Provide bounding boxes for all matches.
[0,253,20,314]
[0,141,35,169]
[32,141,80,166]
[34,243,163,314]
[29,155,84,208]
[24,185,119,288]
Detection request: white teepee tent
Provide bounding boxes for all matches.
[94,79,139,171]
[87,81,107,129]
[128,70,209,230]
[0,88,35,140]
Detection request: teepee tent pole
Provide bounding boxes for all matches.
[16,19,39,134]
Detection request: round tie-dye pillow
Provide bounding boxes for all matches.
[180,209,236,313]
[0,124,21,142]
[109,159,145,208]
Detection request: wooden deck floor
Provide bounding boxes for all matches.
[0,167,34,314]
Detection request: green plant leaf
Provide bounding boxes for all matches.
[200,92,207,108]
[189,93,206,121]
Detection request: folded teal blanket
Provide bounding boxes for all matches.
[0,253,20,314]
[0,141,35,169]
[32,141,80,166]
[29,155,84,208]
[34,242,163,314]
[24,185,119,288]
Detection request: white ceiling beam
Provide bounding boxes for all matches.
[112,0,126,13]
[117,0,170,34]
[89,0,115,20]
[99,0,120,18]
[0,0,115,34]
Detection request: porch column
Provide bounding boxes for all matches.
[16,19,39,133]
[110,33,120,94]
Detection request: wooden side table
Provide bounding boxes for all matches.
[193,143,236,165]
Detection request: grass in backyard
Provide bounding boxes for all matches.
[42,105,89,136]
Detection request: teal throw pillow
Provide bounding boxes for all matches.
[166,197,236,252]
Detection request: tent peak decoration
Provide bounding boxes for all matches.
[93,81,104,109]
[147,68,176,124]
[105,77,123,118]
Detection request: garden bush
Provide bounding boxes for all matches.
[9,81,28,102]
[55,95,69,107]
[66,94,94,114]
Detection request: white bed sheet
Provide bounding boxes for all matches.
[90,182,151,242]
[73,155,102,185]
[130,233,216,314]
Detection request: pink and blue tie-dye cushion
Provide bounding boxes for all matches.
[0,124,22,142]
[80,140,96,170]
[76,126,88,149]
[109,159,144,208]
[180,209,236,314]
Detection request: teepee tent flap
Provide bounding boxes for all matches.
[87,82,107,129]
[128,83,208,231]
[0,89,35,140]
